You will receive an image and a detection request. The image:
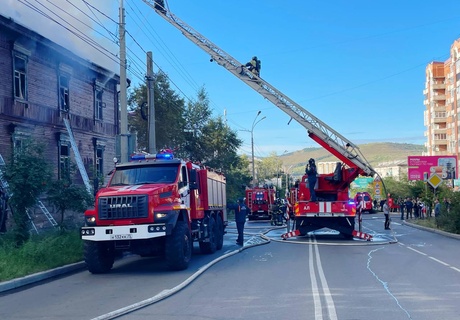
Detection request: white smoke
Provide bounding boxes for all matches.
[1,0,119,72]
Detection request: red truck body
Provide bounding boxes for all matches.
[245,186,276,220]
[290,161,358,238]
[354,192,374,213]
[81,151,227,273]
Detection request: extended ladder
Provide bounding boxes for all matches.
[142,0,376,176]
[37,200,58,227]
[63,118,92,194]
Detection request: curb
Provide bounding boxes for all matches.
[0,261,86,294]
[403,220,460,240]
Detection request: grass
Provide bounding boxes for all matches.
[0,230,83,282]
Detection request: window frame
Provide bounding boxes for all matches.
[13,53,28,101]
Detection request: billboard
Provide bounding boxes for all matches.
[408,156,457,181]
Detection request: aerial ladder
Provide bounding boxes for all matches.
[144,1,379,239]
[142,0,376,179]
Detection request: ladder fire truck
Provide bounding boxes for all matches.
[143,0,377,239]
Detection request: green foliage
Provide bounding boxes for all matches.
[0,230,83,282]
[128,71,186,152]
[226,155,251,201]
[47,174,93,228]
[4,140,52,244]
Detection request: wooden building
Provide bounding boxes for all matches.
[0,15,120,192]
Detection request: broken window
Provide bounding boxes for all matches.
[14,55,27,100]
[59,75,69,112]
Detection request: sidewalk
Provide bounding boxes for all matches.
[403,219,460,240]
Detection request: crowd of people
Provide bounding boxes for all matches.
[374,197,451,221]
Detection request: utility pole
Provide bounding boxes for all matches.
[119,0,128,162]
[146,51,156,153]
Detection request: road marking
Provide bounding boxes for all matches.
[309,242,323,320]
[429,256,450,266]
[314,242,338,320]
[407,247,427,256]
[309,239,337,320]
[405,245,460,273]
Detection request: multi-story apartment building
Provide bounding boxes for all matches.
[424,39,460,166]
[0,15,120,192]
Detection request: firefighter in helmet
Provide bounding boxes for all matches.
[305,158,318,201]
[245,56,261,77]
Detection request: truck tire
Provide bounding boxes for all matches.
[216,215,224,250]
[199,216,218,254]
[165,221,192,270]
[84,241,115,274]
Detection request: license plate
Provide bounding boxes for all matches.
[110,234,133,240]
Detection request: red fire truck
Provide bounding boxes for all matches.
[354,192,374,213]
[143,1,378,239]
[81,151,227,273]
[245,186,276,220]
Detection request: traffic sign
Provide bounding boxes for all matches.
[428,173,442,189]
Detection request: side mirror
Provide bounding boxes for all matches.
[189,169,198,190]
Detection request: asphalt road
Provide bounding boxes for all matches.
[1,214,459,320]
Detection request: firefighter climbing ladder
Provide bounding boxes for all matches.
[63,118,92,194]
[142,0,375,177]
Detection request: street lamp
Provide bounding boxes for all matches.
[251,111,266,187]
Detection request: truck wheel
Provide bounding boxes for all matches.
[199,217,218,254]
[84,241,115,274]
[216,215,224,250]
[165,221,191,270]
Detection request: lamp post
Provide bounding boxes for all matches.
[250,111,266,187]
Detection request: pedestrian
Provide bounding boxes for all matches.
[356,194,365,232]
[245,56,261,77]
[305,158,318,201]
[373,199,378,210]
[405,197,413,219]
[234,198,248,245]
[398,197,405,220]
[434,199,441,227]
[383,199,391,230]
[413,198,419,219]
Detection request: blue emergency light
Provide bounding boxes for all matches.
[130,151,174,161]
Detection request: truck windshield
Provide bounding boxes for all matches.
[110,164,179,186]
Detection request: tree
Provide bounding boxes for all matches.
[257,152,283,184]
[128,71,186,152]
[4,140,52,244]
[179,87,212,161]
[226,155,251,202]
[47,164,93,228]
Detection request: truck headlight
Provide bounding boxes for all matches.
[155,212,168,220]
[85,216,96,226]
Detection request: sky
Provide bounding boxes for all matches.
[3,0,460,160]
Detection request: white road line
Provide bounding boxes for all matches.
[314,242,338,320]
[309,242,323,320]
[406,245,459,271]
[407,247,427,256]
[429,256,450,266]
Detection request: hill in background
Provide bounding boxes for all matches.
[280,142,425,175]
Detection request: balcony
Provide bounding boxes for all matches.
[433,94,446,100]
[432,83,446,89]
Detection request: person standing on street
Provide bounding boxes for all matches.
[235,198,248,245]
[383,199,391,230]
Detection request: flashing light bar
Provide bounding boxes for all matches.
[130,151,174,161]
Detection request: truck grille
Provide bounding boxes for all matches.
[98,195,149,220]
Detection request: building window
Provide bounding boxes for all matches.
[59,141,71,180]
[13,55,27,100]
[95,89,104,120]
[59,75,69,112]
[96,146,104,177]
